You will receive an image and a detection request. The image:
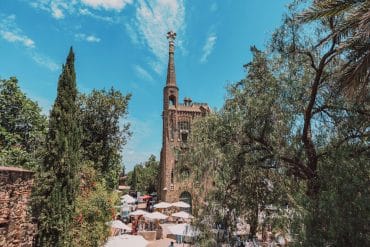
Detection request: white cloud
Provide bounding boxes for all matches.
[0,14,59,71]
[81,0,133,11]
[200,33,217,63]
[134,65,154,82]
[125,22,139,45]
[79,8,115,23]
[0,15,35,48]
[75,33,101,42]
[0,31,35,48]
[30,0,76,20]
[30,52,59,71]
[86,35,101,42]
[30,0,132,19]
[130,0,186,74]
[51,1,65,19]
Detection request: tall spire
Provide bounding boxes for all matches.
[166,31,177,86]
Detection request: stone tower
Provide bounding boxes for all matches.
[159,31,210,206]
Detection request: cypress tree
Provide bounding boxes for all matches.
[34,47,81,246]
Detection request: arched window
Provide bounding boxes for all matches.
[179,191,192,213]
[169,95,176,106]
[171,169,174,184]
[180,166,190,178]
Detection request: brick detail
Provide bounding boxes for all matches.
[0,167,36,247]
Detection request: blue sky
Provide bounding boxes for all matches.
[0,0,290,171]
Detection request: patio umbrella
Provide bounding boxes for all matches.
[171,201,190,208]
[172,211,194,220]
[121,194,136,204]
[129,209,148,216]
[153,202,172,209]
[104,235,148,247]
[167,223,199,237]
[140,195,152,200]
[105,220,131,231]
[144,211,169,220]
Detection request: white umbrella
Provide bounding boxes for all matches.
[144,211,169,220]
[129,209,148,216]
[167,223,199,237]
[171,201,190,208]
[153,202,172,209]
[106,220,131,231]
[104,235,148,247]
[121,194,136,204]
[172,211,194,219]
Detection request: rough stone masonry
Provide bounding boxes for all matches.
[0,166,36,247]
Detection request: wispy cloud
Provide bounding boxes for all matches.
[200,33,217,63]
[81,0,133,11]
[79,8,116,23]
[0,15,35,48]
[29,52,59,71]
[75,33,101,42]
[0,14,58,71]
[127,0,186,74]
[134,65,154,82]
[30,0,75,19]
[125,22,139,45]
[30,0,132,20]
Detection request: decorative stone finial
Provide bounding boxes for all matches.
[167,31,176,42]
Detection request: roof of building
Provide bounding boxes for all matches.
[169,103,210,113]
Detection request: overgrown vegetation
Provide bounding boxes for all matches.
[0,48,132,247]
[0,77,47,170]
[1,1,368,246]
[182,1,369,246]
[126,154,160,195]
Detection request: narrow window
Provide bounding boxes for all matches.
[169,96,176,106]
[181,132,188,143]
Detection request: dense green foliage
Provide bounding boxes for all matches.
[79,88,131,189]
[2,48,130,246]
[299,0,369,96]
[0,77,47,169]
[71,163,119,247]
[33,48,81,246]
[29,49,131,246]
[127,154,160,194]
[183,1,369,246]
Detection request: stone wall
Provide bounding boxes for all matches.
[0,166,36,247]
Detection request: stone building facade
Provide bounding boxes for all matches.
[0,166,36,247]
[159,31,211,206]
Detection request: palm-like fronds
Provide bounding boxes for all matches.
[299,0,369,98]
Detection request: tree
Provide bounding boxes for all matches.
[299,0,370,97]
[270,3,369,243]
[33,47,81,246]
[79,88,131,189]
[0,77,47,170]
[183,1,369,243]
[180,48,291,243]
[70,162,119,247]
[126,155,160,194]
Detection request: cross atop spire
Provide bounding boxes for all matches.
[166,31,177,86]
